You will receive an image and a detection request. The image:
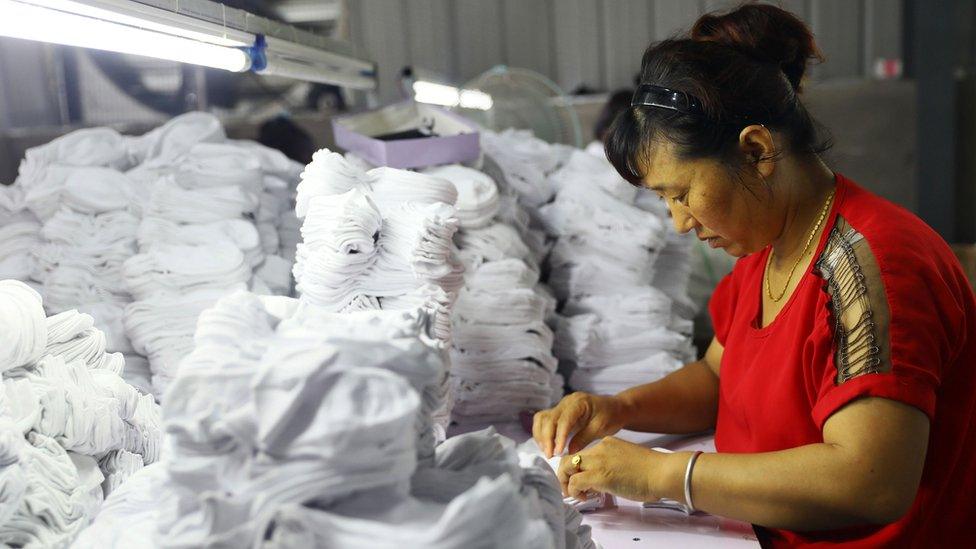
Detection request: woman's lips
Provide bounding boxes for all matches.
[704,237,724,248]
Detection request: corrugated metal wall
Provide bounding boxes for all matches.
[346,0,904,102]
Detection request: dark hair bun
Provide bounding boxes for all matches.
[691,3,823,92]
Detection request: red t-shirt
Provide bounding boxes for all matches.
[709,173,976,547]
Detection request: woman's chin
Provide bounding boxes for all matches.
[723,243,749,258]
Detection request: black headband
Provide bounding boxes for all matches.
[631,84,705,116]
[631,84,758,125]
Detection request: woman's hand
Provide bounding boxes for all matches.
[556,437,678,502]
[532,392,631,458]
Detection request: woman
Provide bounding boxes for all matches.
[533,4,976,547]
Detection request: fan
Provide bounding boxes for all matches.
[459,66,583,147]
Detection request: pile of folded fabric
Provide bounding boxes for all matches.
[0,185,41,282]
[0,279,161,547]
[1,114,304,399]
[8,128,141,366]
[293,149,464,344]
[546,150,697,394]
[118,114,303,397]
[74,289,595,549]
[484,133,697,396]
[421,164,563,423]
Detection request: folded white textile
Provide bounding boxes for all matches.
[172,142,264,198]
[254,255,294,296]
[455,222,537,271]
[72,462,163,549]
[0,280,48,372]
[232,139,304,180]
[120,354,153,395]
[481,131,558,208]
[124,286,244,379]
[124,111,225,165]
[462,257,539,291]
[2,378,41,434]
[59,167,138,216]
[122,244,250,300]
[451,378,553,420]
[137,216,263,267]
[568,354,683,395]
[548,148,638,203]
[454,287,553,326]
[40,208,138,248]
[0,211,41,280]
[27,355,129,456]
[555,313,692,367]
[0,432,92,548]
[16,127,128,178]
[263,475,553,549]
[0,415,28,527]
[296,149,458,219]
[144,176,259,224]
[422,164,500,229]
[98,449,144,497]
[68,452,105,519]
[77,302,134,354]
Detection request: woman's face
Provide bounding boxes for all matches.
[639,140,777,257]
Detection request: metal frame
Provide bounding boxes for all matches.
[20,0,377,89]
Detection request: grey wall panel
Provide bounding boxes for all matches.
[863,0,902,74]
[701,0,742,13]
[600,0,653,90]
[776,0,811,20]
[810,0,865,79]
[652,0,701,40]
[348,0,411,102]
[455,0,505,82]
[502,0,554,77]
[405,0,456,78]
[552,0,604,91]
[0,39,62,129]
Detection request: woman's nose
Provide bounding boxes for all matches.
[670,203,698,234]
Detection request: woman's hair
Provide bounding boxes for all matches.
[605,2,831,187]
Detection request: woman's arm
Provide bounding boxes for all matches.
[648,397,930,530]
[615,337,723,434]
[534,338,723,457]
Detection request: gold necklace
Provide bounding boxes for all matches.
[765,189,835,302]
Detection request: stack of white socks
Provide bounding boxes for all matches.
[75,296,594,549]
[118,114,303,397]
[422,164,563,423]
[2,113,304,400]
[0,279,161,547]
[484,133,698,396]
[293,149,464,344]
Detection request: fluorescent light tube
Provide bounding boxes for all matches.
[0,0,251,72]
[21,0,251,47]
[458,89,493,110]
[412,80,493,111]
[412,81,461,107]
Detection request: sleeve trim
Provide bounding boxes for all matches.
[811,369,937,431]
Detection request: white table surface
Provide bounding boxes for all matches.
[448,422,760,549]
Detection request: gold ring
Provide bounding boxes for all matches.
[571,454,582,470]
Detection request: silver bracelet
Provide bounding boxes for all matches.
[683,450,704,514]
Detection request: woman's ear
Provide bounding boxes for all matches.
[738,125,776,178]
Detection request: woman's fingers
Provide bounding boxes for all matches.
[567,470,600,500]
[567,423,603,455]
[533,410,557,458]
[553,404,585,457]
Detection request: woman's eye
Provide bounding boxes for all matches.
[671,192,688,205]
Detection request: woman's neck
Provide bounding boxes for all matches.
[769,156,837,268]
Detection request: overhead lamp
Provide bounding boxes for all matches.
[412,81,493,111]
[0,0,251,72]
[19,0,252,47]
